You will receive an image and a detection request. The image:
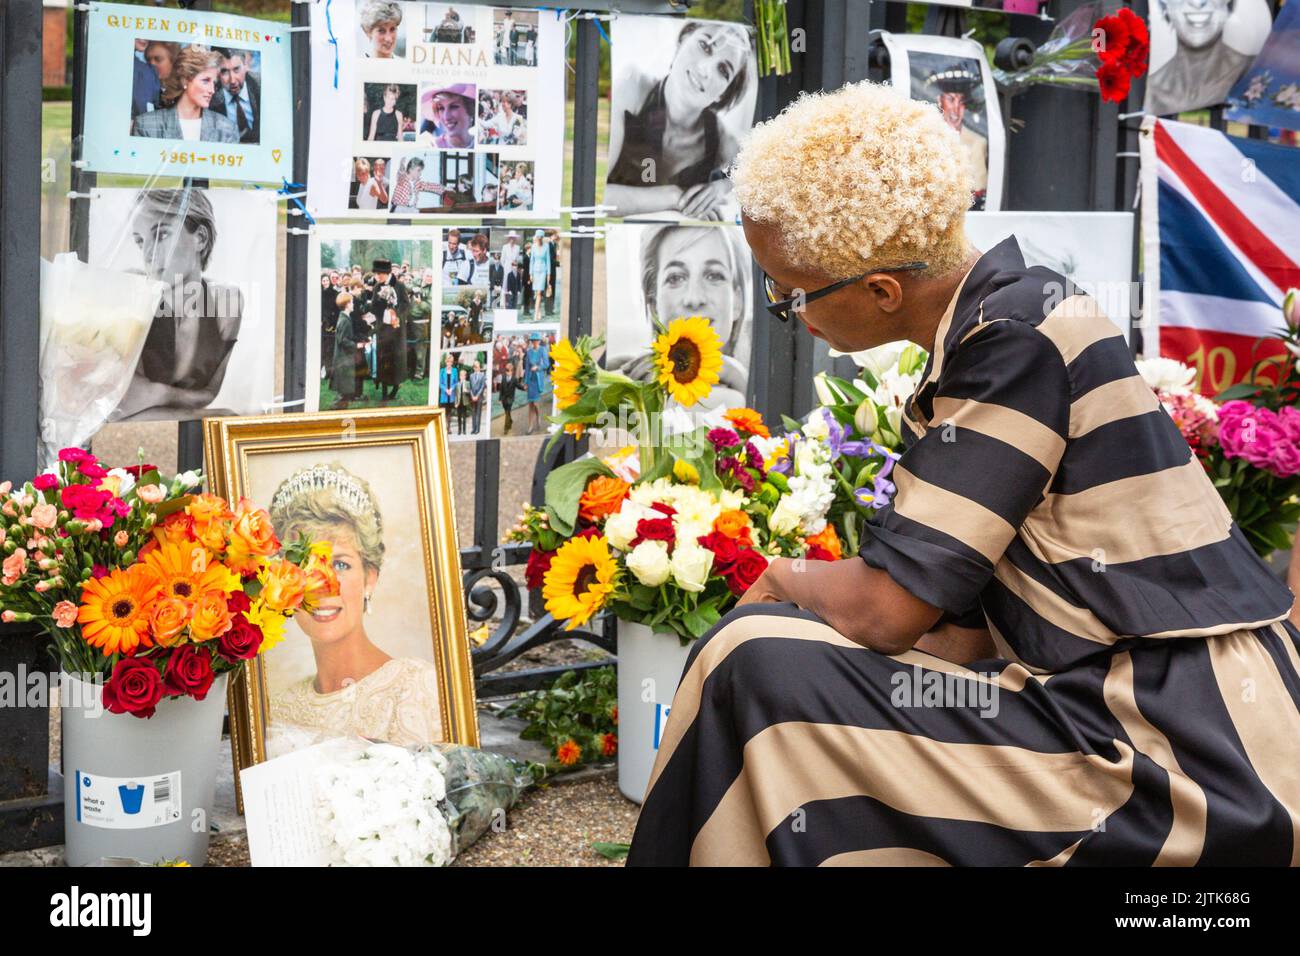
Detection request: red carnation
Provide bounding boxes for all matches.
[162,645,216,701]
[697,531,740,571]
[57,448,95,464]
[1096,60,1132,103]
[218,615,263,662]
[31,473,59,492]
[634,516,676,545]
[725,548,768,596]
[525,548,554,590]
[102,657,165,719]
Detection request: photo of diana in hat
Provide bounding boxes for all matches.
[913,56,989,209]
[418,82,477,149]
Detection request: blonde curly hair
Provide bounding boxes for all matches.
[730,82,972,279]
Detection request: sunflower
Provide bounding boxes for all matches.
[652,317,723,407]
[724,407,770,438]
[550,338,585,410]
[141,541,241,603]
[78,564,164,656]
[542,535,618,631]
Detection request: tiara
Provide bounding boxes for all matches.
[271,465,373,518]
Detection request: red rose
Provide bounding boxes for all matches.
[218,615,263,662]
[725,548,769,596]
[697,531,740,571]
[1096,60,1132,104]
[649,502,676,517]
[121,464,159,478]
[634,517,675,545]
[525,548,554,590]
[227,590,252,614]
[806,545,836,562]
[102,657,165,719]
[162,645,216,700]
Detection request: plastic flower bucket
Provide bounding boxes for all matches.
[616,621,692,803]
[60,672,227,866]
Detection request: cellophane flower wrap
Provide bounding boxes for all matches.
[1136,297,1300,556]
[508,323,847,643]
[0,449,339,717]
[312,738,536,866]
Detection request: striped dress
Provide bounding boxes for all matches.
[627,237,1300,867]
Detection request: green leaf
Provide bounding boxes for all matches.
[543,458,615,537]
[591,842,631,860]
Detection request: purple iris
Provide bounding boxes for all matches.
[852,451,899,510]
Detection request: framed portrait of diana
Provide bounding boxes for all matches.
[204,407,478,789]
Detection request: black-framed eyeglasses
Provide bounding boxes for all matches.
[763,262,928,322]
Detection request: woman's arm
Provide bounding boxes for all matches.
[737,556,942,656]
[368,110,379,141]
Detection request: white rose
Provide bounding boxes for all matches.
[669,543,714,593]
[626,540,671,587]
[605,501,657,552]
[768,496,802,536]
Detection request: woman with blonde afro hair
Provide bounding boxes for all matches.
[628,80,1300,867]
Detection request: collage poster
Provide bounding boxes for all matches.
[307,2,565,220]
[881,32,1005,212]
[308,223,562,441]
[81,2,293,183]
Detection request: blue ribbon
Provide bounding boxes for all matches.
[324,0,340,89]
[279,178,315,225]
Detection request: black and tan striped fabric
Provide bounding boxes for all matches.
[627,238,1300,866]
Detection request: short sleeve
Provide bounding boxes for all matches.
[858,320,1070,613]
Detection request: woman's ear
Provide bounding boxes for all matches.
[365,567,379,596]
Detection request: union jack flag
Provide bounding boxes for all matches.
[1140,117,1300,396]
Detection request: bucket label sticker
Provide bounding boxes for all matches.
[75,769,182,830]
[652,702,672,750]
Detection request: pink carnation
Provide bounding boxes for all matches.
[52,601,78,628]
[2,548,28,586]
[30,503,58,530]
[31,474,59,492]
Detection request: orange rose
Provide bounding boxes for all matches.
[713,509,753,545]
[150,596,191,646]
[259,559,307,614]
[226,502,281,575]
[301,560,340,612]
[578,476,631,524]
[804,524,843,560]
[185,493,234,552]
[724,407,770,439]
[188,590,233,642]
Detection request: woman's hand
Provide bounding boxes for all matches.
[677,180,731,220]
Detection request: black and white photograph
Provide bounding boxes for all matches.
[86,186,276,421]
[129,40,262,145]
[434,346,493,441]
[356,0,407,59]
[416,81,478,149]
[492,7,539,66]
[312,234,438,412]
[882,31,1005,211]
[604,223,753,414]
[478,88,528,145]
[1145,0,1273,115]
[361,81,417,142]
[606,16,758,222]
[424,3,479,44]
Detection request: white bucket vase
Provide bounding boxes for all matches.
[61,672,228,867]
[616,621,693,804]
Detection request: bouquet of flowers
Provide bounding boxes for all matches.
[502,665,618,770]
[993,2,1149,103]
[312,738,535,867]
[0,448,338,717]
[509,320,842,643]
[1137,292,1300,556]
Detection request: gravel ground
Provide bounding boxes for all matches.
[204,773,638,867]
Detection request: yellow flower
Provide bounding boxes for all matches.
[652,317,723,407]
[78,564,164,656]
[550,339,584,410]
[672,459,700,484]
[542,535,618,631]
[246,598,287,654]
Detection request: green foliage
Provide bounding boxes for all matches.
[503,666,619,771]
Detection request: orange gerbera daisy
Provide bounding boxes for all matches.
[141,541,241,604]
[724,407,770,438]
[556,739,582,766]
[78,564,164,656]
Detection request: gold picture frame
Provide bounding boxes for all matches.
[204,407,479,796]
